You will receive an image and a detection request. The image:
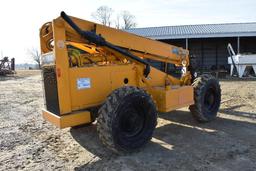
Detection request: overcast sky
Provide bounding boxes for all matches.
[0,0,255,64]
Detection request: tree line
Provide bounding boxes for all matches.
[92,6,137,29]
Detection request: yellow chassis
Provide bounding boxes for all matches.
[40,14,194,128]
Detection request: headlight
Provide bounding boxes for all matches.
[41,52,55,65]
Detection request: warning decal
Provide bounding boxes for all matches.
[77,78,91,89]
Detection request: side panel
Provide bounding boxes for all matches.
[68,65,138,110]
[165,86,194,111]
[150,86,194,112]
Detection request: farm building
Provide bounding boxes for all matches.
[126,22,256,74]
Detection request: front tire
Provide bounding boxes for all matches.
[189,74,221,122]
[97,86,157,153]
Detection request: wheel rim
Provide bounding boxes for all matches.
[204,87,217,112]
[119,101,145,138]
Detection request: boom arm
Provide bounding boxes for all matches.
[41,12,189,66]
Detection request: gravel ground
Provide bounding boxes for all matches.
[0,70,256,171]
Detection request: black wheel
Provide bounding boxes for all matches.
[97,86,157,153]
[189,74,221,122]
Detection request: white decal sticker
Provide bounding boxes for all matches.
[57,40,65,49]
[77,78,91,89]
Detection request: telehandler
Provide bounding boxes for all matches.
[40,12,221,153]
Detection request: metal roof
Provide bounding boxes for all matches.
[125,22,256,39]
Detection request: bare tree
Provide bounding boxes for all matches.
[92,6,113,26]
[27,48,41,69]
[115,14,121,29]
[121,11,137,29]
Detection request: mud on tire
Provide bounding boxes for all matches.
[97,86,157,153]
[189,74,221,122]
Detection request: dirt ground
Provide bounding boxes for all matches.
[0,70,256,171]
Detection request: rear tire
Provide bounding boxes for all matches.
[189,74,221,122]
[97,86,157,153]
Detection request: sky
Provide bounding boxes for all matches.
[0,0,255,64]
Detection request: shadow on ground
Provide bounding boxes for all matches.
[219,78,256,82]
[70,108,256,170]
[0,75,29,81]
[219,105,256,119]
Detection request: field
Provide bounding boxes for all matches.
[0,70,256,171]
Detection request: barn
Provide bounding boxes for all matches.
[127,22,256,75]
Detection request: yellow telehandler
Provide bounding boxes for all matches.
[40,12,221,153]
